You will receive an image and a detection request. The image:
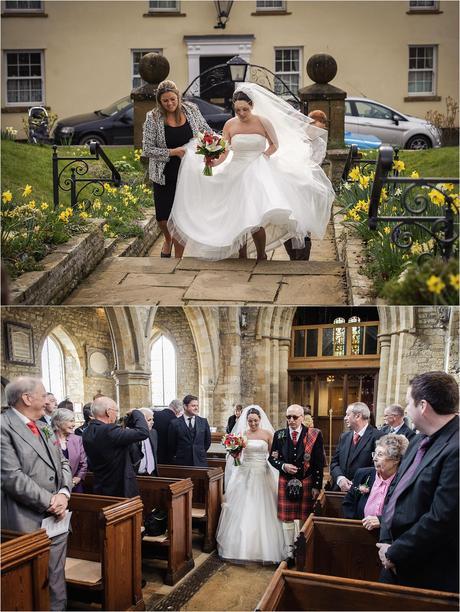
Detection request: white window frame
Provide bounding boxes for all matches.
[132,48,162,89]
[3,0,44,11]
[150,334,177,409]
[274,46,302,97]
[256,0,286,11]
[4,49,45,106]
[41,335,66,403]
[408,44,437,96]
[148,0,179,12]
[408,0,439,10]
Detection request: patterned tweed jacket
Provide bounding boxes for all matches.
[142,101,212,185]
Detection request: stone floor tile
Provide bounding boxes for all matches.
[253,260,344,275]
[183,271,281,303]
[121,271,197,288]
[177,258,257,272]
[276,275,348,305]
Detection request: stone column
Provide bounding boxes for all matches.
[131,53,170,149]
[277,339,290,428]
[113,370,151,414]
[376,334,391,422]
[299,53,348,188]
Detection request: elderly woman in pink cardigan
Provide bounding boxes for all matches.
[51,408,87,492]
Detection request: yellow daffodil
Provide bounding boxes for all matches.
[59,211,69,223]
[449,274,459,291]
[40,202,49,210]
[359,175,370,189]
[428,189,445,206]
[28,200,36,209]
[2,190,13,203]
[410,241,423,256]
[393,160,405,172]
[380,187,388,202]
[103,223,109,232]
[348,167,361,181]
[410,171,419,179]
[22,184,32,197]
[383,226,391,235]
[80,211,89,219]
[426,275,446,295]
[441,183,455,192]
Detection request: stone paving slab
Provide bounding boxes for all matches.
[252,260,344,276]
[122,271,197,288]
[65,284,186,305]
[276,275,348,305]
[183,271,281,303]
[177,258,257,272]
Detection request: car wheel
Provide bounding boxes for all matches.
[79,133,106,145]
[405,135,432,150]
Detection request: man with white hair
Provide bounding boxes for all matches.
[1,377,72,610]
[82,396,149,497]
[330,402,382,492]
[39,392,57,426]
[380,404,415,440]
[136,408,159,476]
[153,399,183,464]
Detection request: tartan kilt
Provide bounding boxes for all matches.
[277,474,313,522]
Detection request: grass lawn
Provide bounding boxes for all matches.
[1,141,141,205]
[363,146,459,177]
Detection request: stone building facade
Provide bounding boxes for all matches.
[1,306,458,429]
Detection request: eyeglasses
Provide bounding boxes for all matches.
[286,415,301,421]
[371,451,387,459]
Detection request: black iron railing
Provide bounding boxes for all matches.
[368,146,459,261]
[52,142,121,209]
[341,144,401,183]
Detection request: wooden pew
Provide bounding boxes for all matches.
[83,473,194,586]
[1,529,50,611]
[66,493,144,611]
[313,490,345,518]
[208,457,228,491]
[295,515,380,581]
[158,465,223,552]
[257,562,459,611]
[137,476,194,585]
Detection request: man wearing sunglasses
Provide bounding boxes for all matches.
[269,404,324,561]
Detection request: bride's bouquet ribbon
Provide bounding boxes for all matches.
[222,432,247,466]
[196,131,228,176]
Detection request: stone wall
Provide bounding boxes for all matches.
[1,307,115,406]
[154,307,199,404]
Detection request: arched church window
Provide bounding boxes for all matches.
[41,335,65,401]
[333,317,346,356]
[349,316,362,355]
[151,335,177,408]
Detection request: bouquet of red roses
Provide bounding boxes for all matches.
[196,131,228,176]
[221,432,247,466]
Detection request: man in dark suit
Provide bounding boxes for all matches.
[330,402,382,492]
[135,408,159,476]
[377,371,459,593]
[269,404,324,559]
[168,394,211,467]
[226,404,243,434]
[380,404,415,440]
[153,399,182,464]
[2,377,72,610]
[38,391,57,426]
[82,396,149,497]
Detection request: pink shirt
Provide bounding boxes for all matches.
[363,471,397,517]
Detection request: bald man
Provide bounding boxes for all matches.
[268,404,324,560]
[82,397,149,498]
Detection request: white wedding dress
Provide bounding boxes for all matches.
[216,439,285,563]
[167,82,335,260]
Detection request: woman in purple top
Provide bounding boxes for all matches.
[342,434,409,529]
[51,408,87,493]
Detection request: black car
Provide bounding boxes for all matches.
[53,96,231,145]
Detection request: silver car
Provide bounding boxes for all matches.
[345,97,441,149]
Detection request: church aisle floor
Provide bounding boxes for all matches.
[65,222,347,305]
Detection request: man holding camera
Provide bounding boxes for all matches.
[82,396,149,497]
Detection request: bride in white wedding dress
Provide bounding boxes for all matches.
[167,82,336,260]
[216,405,285,563]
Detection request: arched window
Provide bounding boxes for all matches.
[41,335,65,401]
[333,317,346,356]
[151,335,177,408]
[349,316,362,354]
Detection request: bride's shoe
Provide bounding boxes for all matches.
[160,241,172,258]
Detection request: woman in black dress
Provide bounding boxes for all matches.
[142,80,212,258]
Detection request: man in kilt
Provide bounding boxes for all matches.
[268,404,324,559]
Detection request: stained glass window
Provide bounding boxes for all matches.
[333,317,346,356]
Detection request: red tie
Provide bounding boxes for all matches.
[353,432,360,446]
[292,430,298,446]
[27,421,40,437]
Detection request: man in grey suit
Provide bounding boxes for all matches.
[1,377,73,610]
[168,395,211,467]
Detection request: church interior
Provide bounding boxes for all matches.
[1,305,458,610]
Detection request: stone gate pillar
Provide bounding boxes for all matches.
[113,370,151,414]
[131,53,170,149]
[299,53,348,187]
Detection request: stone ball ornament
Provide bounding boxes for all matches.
[139,53,170,85]
[306,54,338,84]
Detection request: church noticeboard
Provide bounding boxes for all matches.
[5,321,35,365]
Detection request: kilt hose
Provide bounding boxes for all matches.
[277,473,313,522]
